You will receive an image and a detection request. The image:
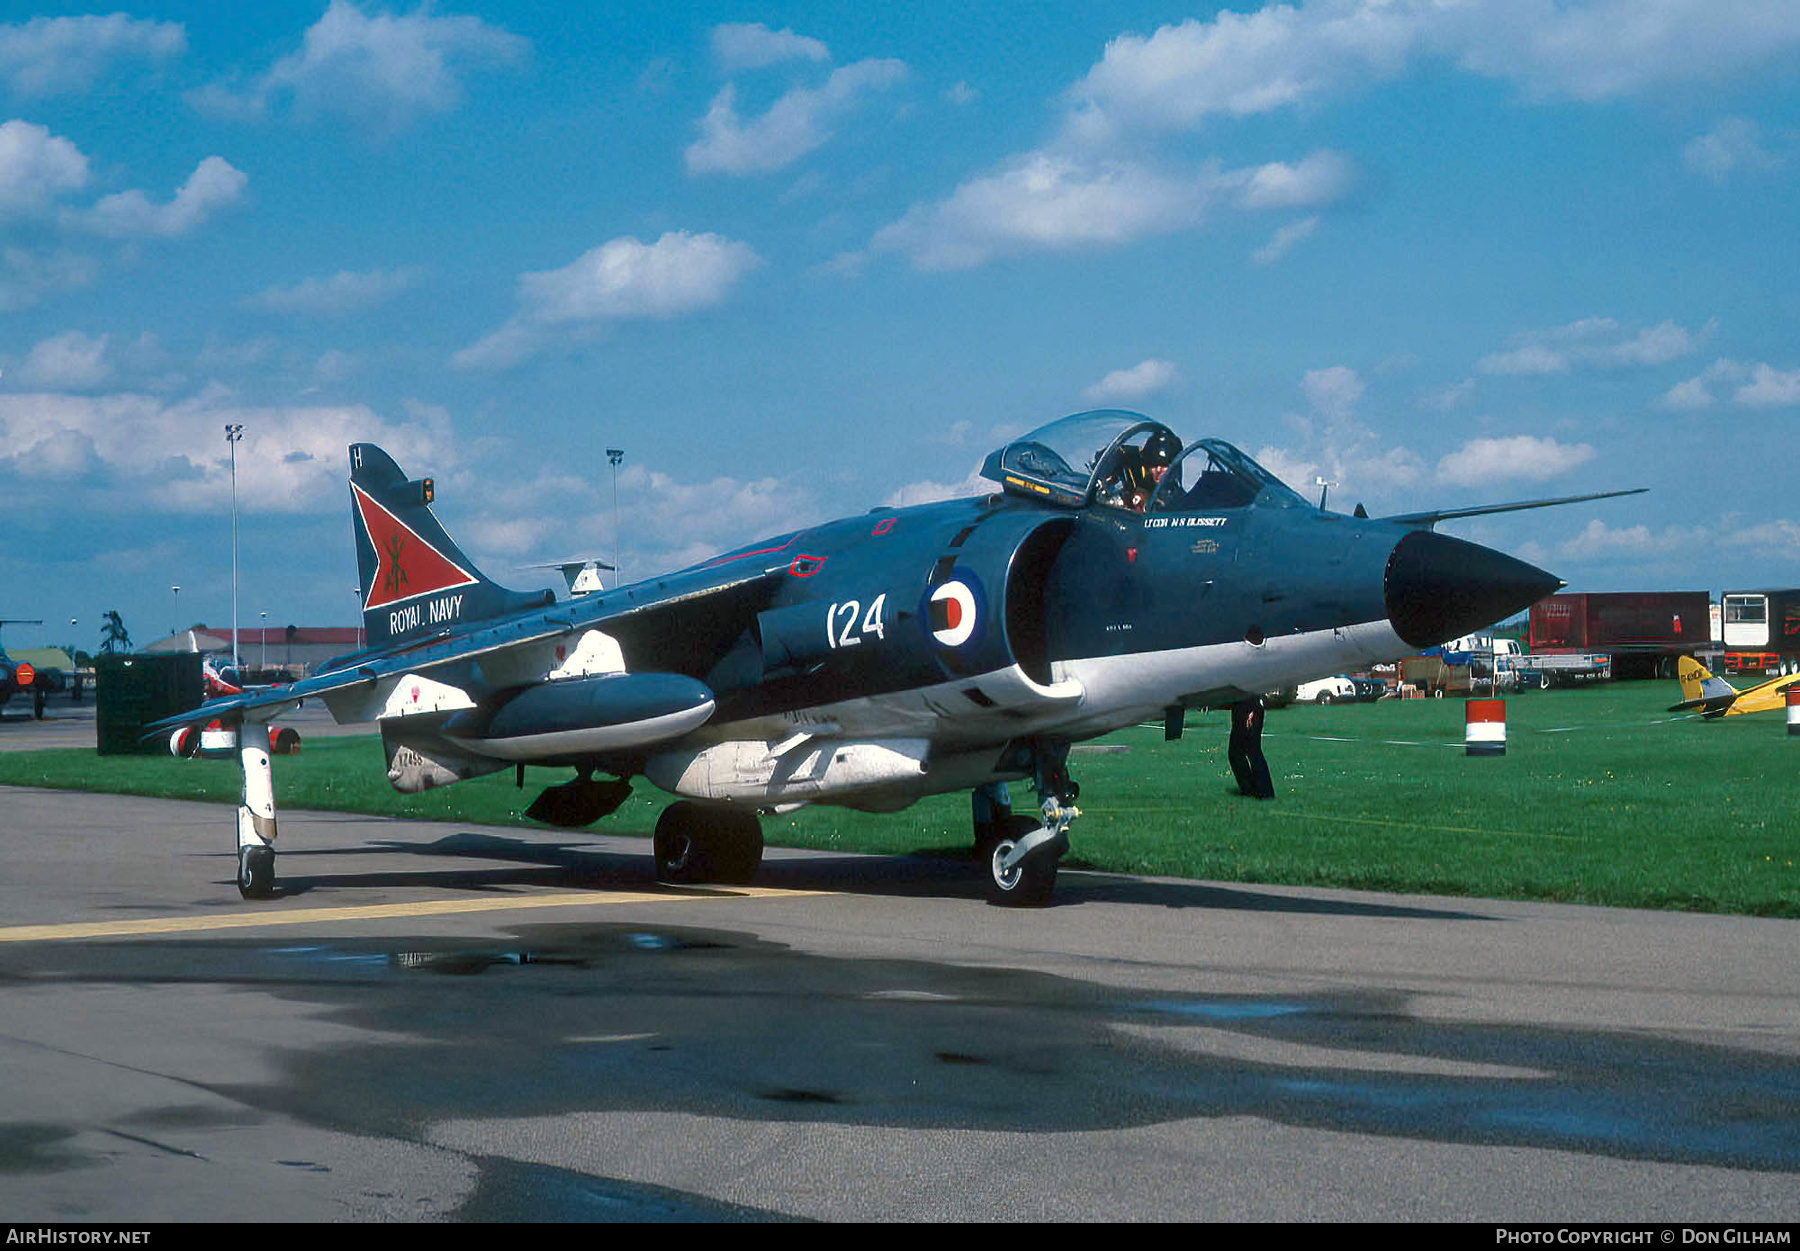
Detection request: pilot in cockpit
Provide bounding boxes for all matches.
[1099,430,1182,512]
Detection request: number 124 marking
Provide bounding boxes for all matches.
[827,594,887,648]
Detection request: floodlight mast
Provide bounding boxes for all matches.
[226,424,244,668]
[607,448,624,584]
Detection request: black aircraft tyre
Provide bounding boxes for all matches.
[237,846,275,900]
[654,801,763,886]
[984,814,1058,907]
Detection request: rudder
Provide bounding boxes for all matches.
[1669,655,1738,717]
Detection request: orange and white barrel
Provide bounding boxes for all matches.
[1787,688,1800,737]
[1465,699,1506,756]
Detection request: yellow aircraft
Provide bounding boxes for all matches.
[1668,656,1800,718]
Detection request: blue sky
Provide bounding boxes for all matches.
[2,1,1797,654]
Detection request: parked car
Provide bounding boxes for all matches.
[1348,674,1386,701]
[1296,675,1357,704]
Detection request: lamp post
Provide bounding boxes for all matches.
[606,448,624,583]
[171,585,180,638]
[225,424,244,667]
[260,611,267,672]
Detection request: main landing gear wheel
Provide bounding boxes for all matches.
[984,814,1059,907]
[237,846,275,899]
[654,801,763,886]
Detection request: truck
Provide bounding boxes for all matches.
[1401,654,1472,697]
[1718,588,1800,676]
[1437,634,1515,695]
[1526,591,1711,681]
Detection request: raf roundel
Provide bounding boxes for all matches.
[928,578,980,648]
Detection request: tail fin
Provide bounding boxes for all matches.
[1669,655,1738,717]
[349,443,554,649]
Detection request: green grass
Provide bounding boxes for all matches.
[3,682,1797,916]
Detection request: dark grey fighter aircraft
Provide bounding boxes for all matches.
[150,411,1628,904]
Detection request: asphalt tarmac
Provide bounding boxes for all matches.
[1,709,1796,1222]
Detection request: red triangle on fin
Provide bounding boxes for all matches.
[353,483,478,611]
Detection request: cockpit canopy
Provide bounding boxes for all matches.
[979,410,1307,514]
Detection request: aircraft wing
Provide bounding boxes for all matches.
[1381,488,1646,530]
[143,560,787,739]
[1723,672,1800,716]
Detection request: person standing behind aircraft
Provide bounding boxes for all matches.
[1228,697,1275,799]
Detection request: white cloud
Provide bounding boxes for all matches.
[1590,319,1705,366]
[1231,150,1356,209]
[0,13,185,97]
[518,233,760,323]
[1657,375,1716,411]
[944,81,978,106]
[872,152,1215,271]
[1250,446,1320,498]
[710,22,830,72]
[0,120,88,216]
[685,58,907,175]
[1301,365,1364,421]
[0,246,97,312]
[463,460,824,582]
[1719,519,1800,550]
[1083,359,1180,404]
[873,4,1800,273]
[873,141,1354,271]
[245,267,423,315]
[1256,376,1429,510]
[1249,367,1437,509]
[18,331,111,390]
[72,156,246,238]
[1421,378,1476,410]
[1657,357,1799,409]
[0,388,445,513]
[1068,1,1800,138]
[1478,317,1705,375]
[1556,518,1684,560]
[883,467,992,509]
[1435,435,1595,486]
[455,231,761,369]
[1251,215,1318,265]
[1460,0,1800,103]
[1684,117,1783,183]
[1068,4,1417,135]
[1735,363,1800,408]
[1477,343,1572,376]
[1253,441,1426,506]
[192,0,526,138]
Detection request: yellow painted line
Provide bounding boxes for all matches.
[0,885,822,944]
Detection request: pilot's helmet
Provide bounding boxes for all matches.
[1145,429,1181,467]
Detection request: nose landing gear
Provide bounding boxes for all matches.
[977,741,1079,907]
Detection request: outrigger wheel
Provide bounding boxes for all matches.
[653,801,764,886]
[237,845,275,899]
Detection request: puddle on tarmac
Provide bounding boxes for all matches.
[6,923,1797,1174]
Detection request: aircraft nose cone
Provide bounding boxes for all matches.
[1384,530,1562,649]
